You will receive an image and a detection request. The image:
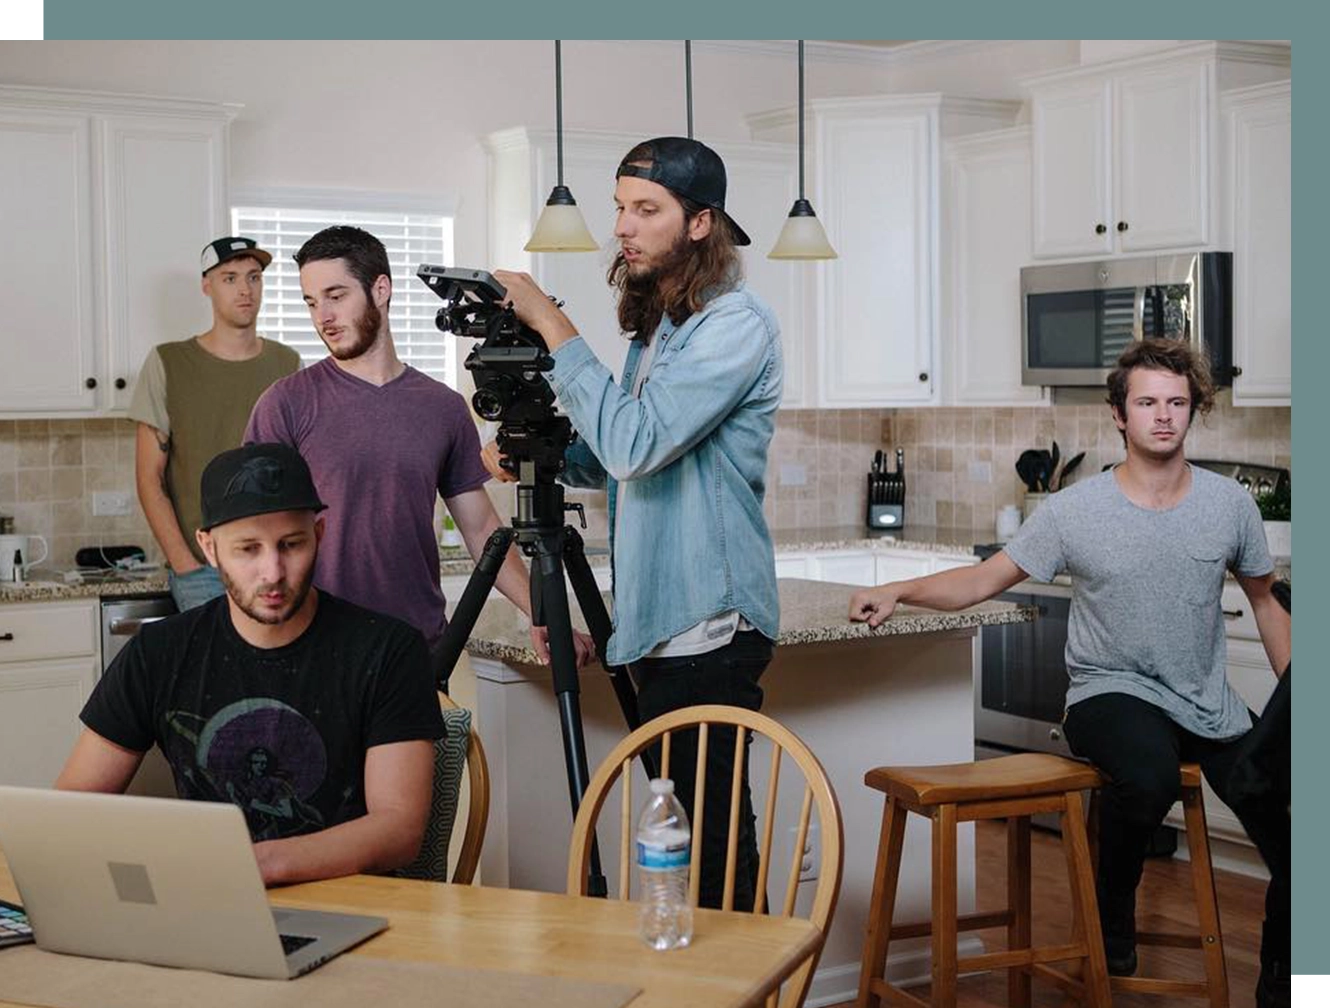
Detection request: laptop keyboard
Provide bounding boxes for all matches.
[280,933,318,956]
[0,899,34,948]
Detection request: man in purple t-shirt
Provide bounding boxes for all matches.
[246,226,578,668]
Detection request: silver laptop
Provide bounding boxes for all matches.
[0,786,387,979]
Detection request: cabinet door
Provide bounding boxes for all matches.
[1114,63,1210,253]
[0,657,99,787]
[1031,80,1113,259]
[1226,84,1290,406]
[816,109,935,405]
[101,114,227,410]
[774,553,811,580]
[0,109,98,412]
[943,131,1048,406]
[807,551,876,586]
[874,551,934,584]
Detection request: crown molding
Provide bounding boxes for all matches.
[746,93,1022,133]
[1020,40,1290,89]
[0,83,240,121]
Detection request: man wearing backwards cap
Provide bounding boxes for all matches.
[57,443,444,887]
[487,136,782,911]
[129,237,300,612]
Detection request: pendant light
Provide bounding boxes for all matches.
[525,40,599,253]
[768,40,837,260]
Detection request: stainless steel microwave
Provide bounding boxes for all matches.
[1021,252,1233,387]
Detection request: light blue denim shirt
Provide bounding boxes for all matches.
[549,285,782,666]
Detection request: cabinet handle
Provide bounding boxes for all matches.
[0,632,13,642]
[1095,223,1107,235]
[85,377,98,389]
[918,372,929,383]
[1049,727,1063,742]
[1223,608,1245,620]
[1116,221,1129,232]
[1231,366,1244,378]
[115,378,127,390]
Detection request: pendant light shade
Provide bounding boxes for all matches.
[525,40,598,253]
[768,40,837,261]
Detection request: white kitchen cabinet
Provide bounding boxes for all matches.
[748,96,1020,408]
[774,554,812,580]
[941,127,1049,407]
[931,554,979,574]
[1025,43,1289,261]
[0,599,100,787]
[807,551,876,587]
[483,128,811,407]
[873,551,934,585]
[0,86,231,419]
[1222,81,1291,407]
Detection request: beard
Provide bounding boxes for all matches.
[217,559,315,626]
[322,300,382,361]
[614,227,695,336]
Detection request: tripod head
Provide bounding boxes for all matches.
[418,265,578,491]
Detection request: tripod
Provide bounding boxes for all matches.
[430,458,658,898]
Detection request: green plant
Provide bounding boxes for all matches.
[1256,483,1291,521]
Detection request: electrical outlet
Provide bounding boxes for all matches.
[792,822,820,883]
[92,491,133,517]
[778,463,807,487]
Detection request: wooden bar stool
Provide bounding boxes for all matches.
[1086,761,1229,1007]
[855,752,1111,1008]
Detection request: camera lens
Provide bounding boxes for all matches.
[473,377,517,422]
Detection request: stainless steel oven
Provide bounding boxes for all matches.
[973,578,1074,758]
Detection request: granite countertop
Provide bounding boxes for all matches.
[0,569,170,602]
[461,577,1034,665]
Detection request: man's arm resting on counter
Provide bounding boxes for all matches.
[134,423,201,573]
[1237,571,1292,676]
[54,729,146,792]
[253,739,434,887]
[849,551,1029,627]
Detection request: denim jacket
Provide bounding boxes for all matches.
[549,285,782,666]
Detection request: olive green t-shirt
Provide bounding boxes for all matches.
[128,337,300,563]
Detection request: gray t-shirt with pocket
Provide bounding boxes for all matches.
[1003,465,1273,739]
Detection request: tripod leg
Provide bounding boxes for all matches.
[562,527,658,782]
[532,533,608,898]
[431,527,514,691]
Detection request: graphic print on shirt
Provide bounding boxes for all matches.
[165,698,328,840]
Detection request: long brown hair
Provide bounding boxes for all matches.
[609,148,742,338]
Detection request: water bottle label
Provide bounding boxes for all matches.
[637,840,689,872]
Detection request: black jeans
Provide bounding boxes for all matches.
[1063,692,1289,969]
[630,630,773,911]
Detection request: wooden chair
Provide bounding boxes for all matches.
[394,692,490,885]
[567,704,844,1008]
[856,752,1112,1008]
[1086,762,1229,1006]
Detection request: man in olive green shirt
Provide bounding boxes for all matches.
[129,237,300,610]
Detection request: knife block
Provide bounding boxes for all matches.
[868,502,904,530]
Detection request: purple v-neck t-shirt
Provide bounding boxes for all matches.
[245,359,489,643]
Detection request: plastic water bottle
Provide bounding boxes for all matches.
[636,778,693,950]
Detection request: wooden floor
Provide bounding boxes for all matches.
[835,819,1268,1008]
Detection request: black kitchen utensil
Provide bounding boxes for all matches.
[867,448,906,529]
[1054,451,1085,490]
[1015,450,1044,492]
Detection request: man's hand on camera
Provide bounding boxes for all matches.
[480,439,516,483]
[492,270,580,351]
[529,626,597,668]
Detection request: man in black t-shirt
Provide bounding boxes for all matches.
[56,443,444,887]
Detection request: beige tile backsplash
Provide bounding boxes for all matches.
[0,396,1292,570]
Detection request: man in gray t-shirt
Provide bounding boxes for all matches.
[849,340,1290,1002]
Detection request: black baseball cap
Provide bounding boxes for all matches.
[615,137,751,246]
[199,444,326,531]
[200,236,273,275]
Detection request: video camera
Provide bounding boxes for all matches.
[417,265,574,479]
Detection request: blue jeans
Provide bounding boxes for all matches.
[168,564,224,611]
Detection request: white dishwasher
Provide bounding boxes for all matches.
[99,594,179,797]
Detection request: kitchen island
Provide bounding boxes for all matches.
[463,578,1032,1005]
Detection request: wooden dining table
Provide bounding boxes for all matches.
[0,854,822,1008]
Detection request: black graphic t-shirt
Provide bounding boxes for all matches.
[81,592,444,842]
